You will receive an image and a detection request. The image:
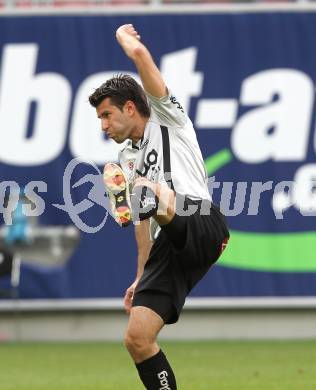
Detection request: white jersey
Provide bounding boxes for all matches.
[119,90,211,238]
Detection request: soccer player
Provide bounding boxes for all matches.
[89,24,229,390]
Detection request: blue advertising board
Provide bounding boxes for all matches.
[0,11,316,298]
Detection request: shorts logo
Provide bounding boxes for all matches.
[157,371,171,390]
[220,237,229,255]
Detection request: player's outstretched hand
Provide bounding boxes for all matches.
[124,278,139,314]
[116,24,142,59]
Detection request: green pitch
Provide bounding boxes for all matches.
[1,340,316,389]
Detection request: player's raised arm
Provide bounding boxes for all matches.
[116,24,167,99]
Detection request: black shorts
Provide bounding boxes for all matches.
[132,198,229,324]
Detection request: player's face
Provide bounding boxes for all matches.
[96,97,134,144]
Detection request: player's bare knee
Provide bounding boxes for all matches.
[124,329,152,357]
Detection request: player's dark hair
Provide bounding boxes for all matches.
[89,74,150,118]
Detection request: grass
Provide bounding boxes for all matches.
[0,340,316,389]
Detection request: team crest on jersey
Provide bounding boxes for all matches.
[128,160,135,171]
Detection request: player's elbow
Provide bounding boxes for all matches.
[131,44,148,62]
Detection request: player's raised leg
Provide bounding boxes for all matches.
[103,163,132,227]
[131,177,176,226]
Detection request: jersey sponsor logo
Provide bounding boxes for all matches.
[136,149,159,178]
[157,371,171,390]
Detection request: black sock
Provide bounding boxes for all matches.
[135,349,177,390]
[131,185,159,221]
